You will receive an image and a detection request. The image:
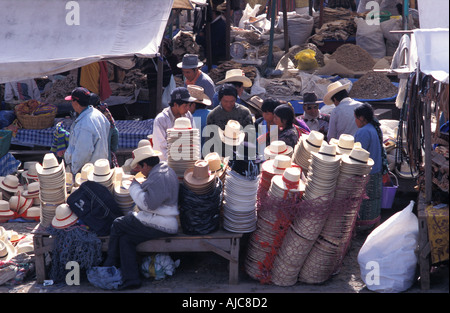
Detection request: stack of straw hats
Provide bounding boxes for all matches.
[222,169,259,233]
[268,167,305,201]
[87,159,115,193]
[36,153,67,226]
[264,140,293,160]
[259,155,292,191]
[291,131,324,175]
[113,177,135,216]
[167,117,201,180]
[303,143,341,200]
[183,160,216,195]
[51,203,79,229]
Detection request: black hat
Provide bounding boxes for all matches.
[170,87,196,103]
[302,92,321,105]
[65,87,91,106]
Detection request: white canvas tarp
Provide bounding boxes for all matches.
[0,0,174,83]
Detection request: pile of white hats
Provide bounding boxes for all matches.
[167,117,201,180]
[87,159,115,193]
[303,142,341,201]
[222,170,258,233]
[268,167,305,201]
[291,131,324,175]
[36,153,67,227]
[113,178,135,216]
[264,140,293,160]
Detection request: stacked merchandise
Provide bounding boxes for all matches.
[291,131,324,175]
[87,159,115,193]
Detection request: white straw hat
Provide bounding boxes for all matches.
[342,146,374,167]
[262,155,292,175]
[130,145,163,169]
[183,160,215,187]
[335,134,355,155]
[36,153,64,176]
[75,163,94,186]
[22,163,39,181]
[51,203,79,229]
[323,81,351,105]
[0,175,20,193]
[264,140,293,159]
[219,120,245,146]
[87,159,114,183]
[302,131,324,153]
[311,142,341,163]
[0,238,17,262]
[217,68,252,88]
[187,85,212,106]
[21,182,40,198]
[168,117,193,132]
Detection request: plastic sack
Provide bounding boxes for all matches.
[140,253,180,280]
[358,200,419,293]
[355,17,386,59]
[178,178,223,235]
[87,266,122,290]
[295,49,319,71]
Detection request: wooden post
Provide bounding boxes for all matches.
[225,0,231,61]
[282,0,289,53]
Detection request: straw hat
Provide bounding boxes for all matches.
[9,195,32,214]
[187,85,212,106]
[51,203,79,229]
[264,140,293,160]
[342,146,374,167]
[36,153,64,176]
[184,160,215,187]
[395,161,418,179]
[22,206,41,220]
[0,200,14,221]
[22,182,40,198]
[138,139,151,148]
[272,167,305,193]
[311,142,341,163]
[130,145,163,169]
[75,163,94,186]
[323,81,351,105]
[22,163,39,181]
[122,158,133,174]
[217,69,252,88]
[169,117,193,132]
[335,134,355,155]
[302,130,324,153]
[245,96,264,114]
[86,159,113,183]
[0,175,20,193]
[261,155,292,175]
[0,238,16,261]
[219,120,245,146]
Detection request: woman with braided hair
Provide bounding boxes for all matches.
[354,103,389,231]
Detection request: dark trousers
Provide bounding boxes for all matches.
[104,214,170,284]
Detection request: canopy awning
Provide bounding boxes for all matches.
[0,0,174,83]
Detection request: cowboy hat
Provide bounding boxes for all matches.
[335,134,355,155]
[301,92,322,105]
[261,154,292,175]
[168,117,194,132]
[0,238,16,262]
[75,163,94,186]
[187,85,212,106]
[87,159,114,183]
[22,182,40,198]
[177,54,203,69]
[264,140,293,160]
[36,153,64,176]
[183,160,215,187]
[245,96,264,114]
[341,146,374,167]
[218,120,245,146]
[217,69,252,88]
[52,203,79,229]
[130,145,163,169]
[323,81,351,105]
[0,200,14,222]
[22,163,39,181]
[138,139,151,148]
[302,130,324,153]
[0,175,20,193]
[311,142,341,163]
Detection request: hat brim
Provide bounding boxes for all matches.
[0,182,19,193]
[183,168,215,186]
[341,154,375,167]
[87,169,114,183]
[323,82,351,105]
[192,98,212,106]
[217,76,252,88]
[177,61,203,69]
[264,145,293,159]
[261,159,291,175]
[36,162,64,176]
[0,239,16,261]
[218,128,245,146]
[130,150,163,169]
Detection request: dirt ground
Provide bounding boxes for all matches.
[1,190,448,296]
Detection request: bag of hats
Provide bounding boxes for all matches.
[179,160,222,235]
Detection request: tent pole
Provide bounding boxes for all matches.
[282,0,289,53]
[225,0,231,60]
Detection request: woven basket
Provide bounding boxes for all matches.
[16,112,56,130]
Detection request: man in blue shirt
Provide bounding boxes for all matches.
[64,87,110,175]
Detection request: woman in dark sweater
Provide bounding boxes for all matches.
[273,104,310,149]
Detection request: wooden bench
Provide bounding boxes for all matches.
[33,229,243,285]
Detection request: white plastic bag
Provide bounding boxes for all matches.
[355,17,386,59]
[358,200,419,293]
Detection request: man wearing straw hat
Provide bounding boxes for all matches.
[63,87,110,175]
[323,81,361,141]
[103,144,179,290]
[212,68,253,108]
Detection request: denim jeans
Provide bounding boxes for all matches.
[104,214,171,284]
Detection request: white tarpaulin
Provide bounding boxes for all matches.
[0,0,174,83]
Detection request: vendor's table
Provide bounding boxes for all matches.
[11,119,154,149]
[33,228,243,285]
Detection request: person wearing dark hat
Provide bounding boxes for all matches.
[64,87,111,175]
[177,54,216,101]
[299,92,330,141]
[152,87,196,162]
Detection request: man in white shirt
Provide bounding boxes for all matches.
[4,79,41,103]
[152,87,196,161]
[324,81,362,141]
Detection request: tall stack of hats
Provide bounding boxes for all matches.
[259,155,292,193]
[0,175,22,201]
[268,167,305,201]
[222,169,259,233]
[183,160,216,195]
[303,143,341,201]
[291,131,324,175]
[167,117,201,180]
[264,140,293,160]
[87,159,115,193]
[297,147,374,284]
[36,153,67,227]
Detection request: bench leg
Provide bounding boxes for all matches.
[33,235,46,284]
[229,237,240,285]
